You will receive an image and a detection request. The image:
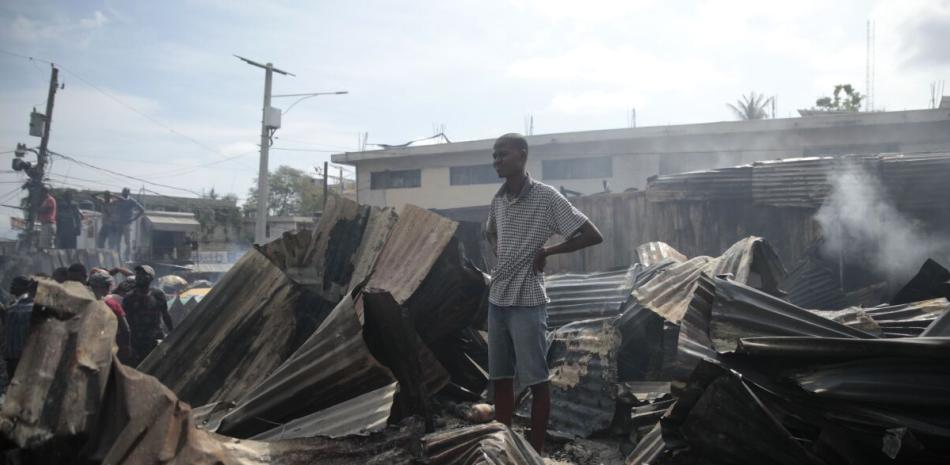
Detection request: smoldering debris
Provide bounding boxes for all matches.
[3,192,950,465]
[815,163,950,285]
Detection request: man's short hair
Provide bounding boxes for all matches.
[494,133,529,155]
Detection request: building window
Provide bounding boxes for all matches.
[542,157,612,180]
[370,169,421,189]
[450,164,498,185]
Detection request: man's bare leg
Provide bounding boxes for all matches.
[529,381,550,453]
[494,378,514,426]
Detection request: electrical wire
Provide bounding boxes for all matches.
[0,49,254,169]
[50,151,203,196]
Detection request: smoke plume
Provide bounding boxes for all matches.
[815,164,950,284]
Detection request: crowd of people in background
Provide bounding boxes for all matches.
[34,186,145,260]
[1,263,174,384]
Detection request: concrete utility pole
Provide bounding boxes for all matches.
[236,55,293,244]
[14,65,58,251]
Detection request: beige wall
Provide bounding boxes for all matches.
[349,112,950,210]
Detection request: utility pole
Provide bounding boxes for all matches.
[236,55,293,244]
[15,65,58,251]
[322,161,329,209]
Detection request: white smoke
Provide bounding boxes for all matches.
[815,165,950,283]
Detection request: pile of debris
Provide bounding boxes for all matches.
[1,194,948,465]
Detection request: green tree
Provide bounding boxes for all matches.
[727,92,772,120]
[243,165,324,217]
[813,84,864,112]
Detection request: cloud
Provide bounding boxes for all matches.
[6,10,110,43]
[901,9,950,66]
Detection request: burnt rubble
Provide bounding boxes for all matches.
[2,194,949,465]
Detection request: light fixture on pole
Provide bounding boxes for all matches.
[236,55,293,245]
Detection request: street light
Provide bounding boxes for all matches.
[273,91,349,115]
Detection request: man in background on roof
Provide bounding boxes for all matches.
[37,186,56,249]
[115,188,145,261]
[123,265,173,365]
[484,133,603,453]
[93,191,118,250]
[55,190,83,250]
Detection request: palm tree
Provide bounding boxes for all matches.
[727,92,773,120]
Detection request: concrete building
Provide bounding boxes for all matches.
[331,108,950,214]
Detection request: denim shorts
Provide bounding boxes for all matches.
[488,303,549,387]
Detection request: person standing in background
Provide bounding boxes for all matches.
[56,190,83,249]
[93,191,118,250]
[123,265,173,365]
[88,270,133,363]
[115,188,145,260]
[37,186,57,250]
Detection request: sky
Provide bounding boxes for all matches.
[1,0,949,238]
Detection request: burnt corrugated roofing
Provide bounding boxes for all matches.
[546,317,620,438]
[544,266,641,328]
[647,164,752,202]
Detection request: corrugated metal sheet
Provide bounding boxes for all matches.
[751,157,836,208]
[367,204,459,305]
[631,236,786,323]
[0,280,115,450]
[625,422,666,465]
[546,317,620,438]
[251,382,397,440]
[636,241,687,267]
[922,306,950,336]
[782,255,847,309]
[708,276,876,353]
[863,298,950,338]
[646,164,752,202]
[207,291,397,438]
[140,249,335,407]
[544,266,640,328]
[423,422,545,465]
[880,152,950,211]
[256,195,395,303]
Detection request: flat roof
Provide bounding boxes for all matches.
[331,108,950,165]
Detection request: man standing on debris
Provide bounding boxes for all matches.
[37,186,57,249]
[115,188,145,260]
[485,133,603,453]
[123,265,173,365]
[55,190,84,250]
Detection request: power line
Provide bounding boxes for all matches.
[50,150,203,196]
[0,48,252,168]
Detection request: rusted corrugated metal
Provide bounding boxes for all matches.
[256,195,396,302]
[647,165,752,202]
[140,250,334,407]
[0,280,115,451]
[367,204,459,305]
[207,291,397,438]
[544,266,640,328]
[546,317,620,438]
[636,241,687,267]
[423,422,545,465]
